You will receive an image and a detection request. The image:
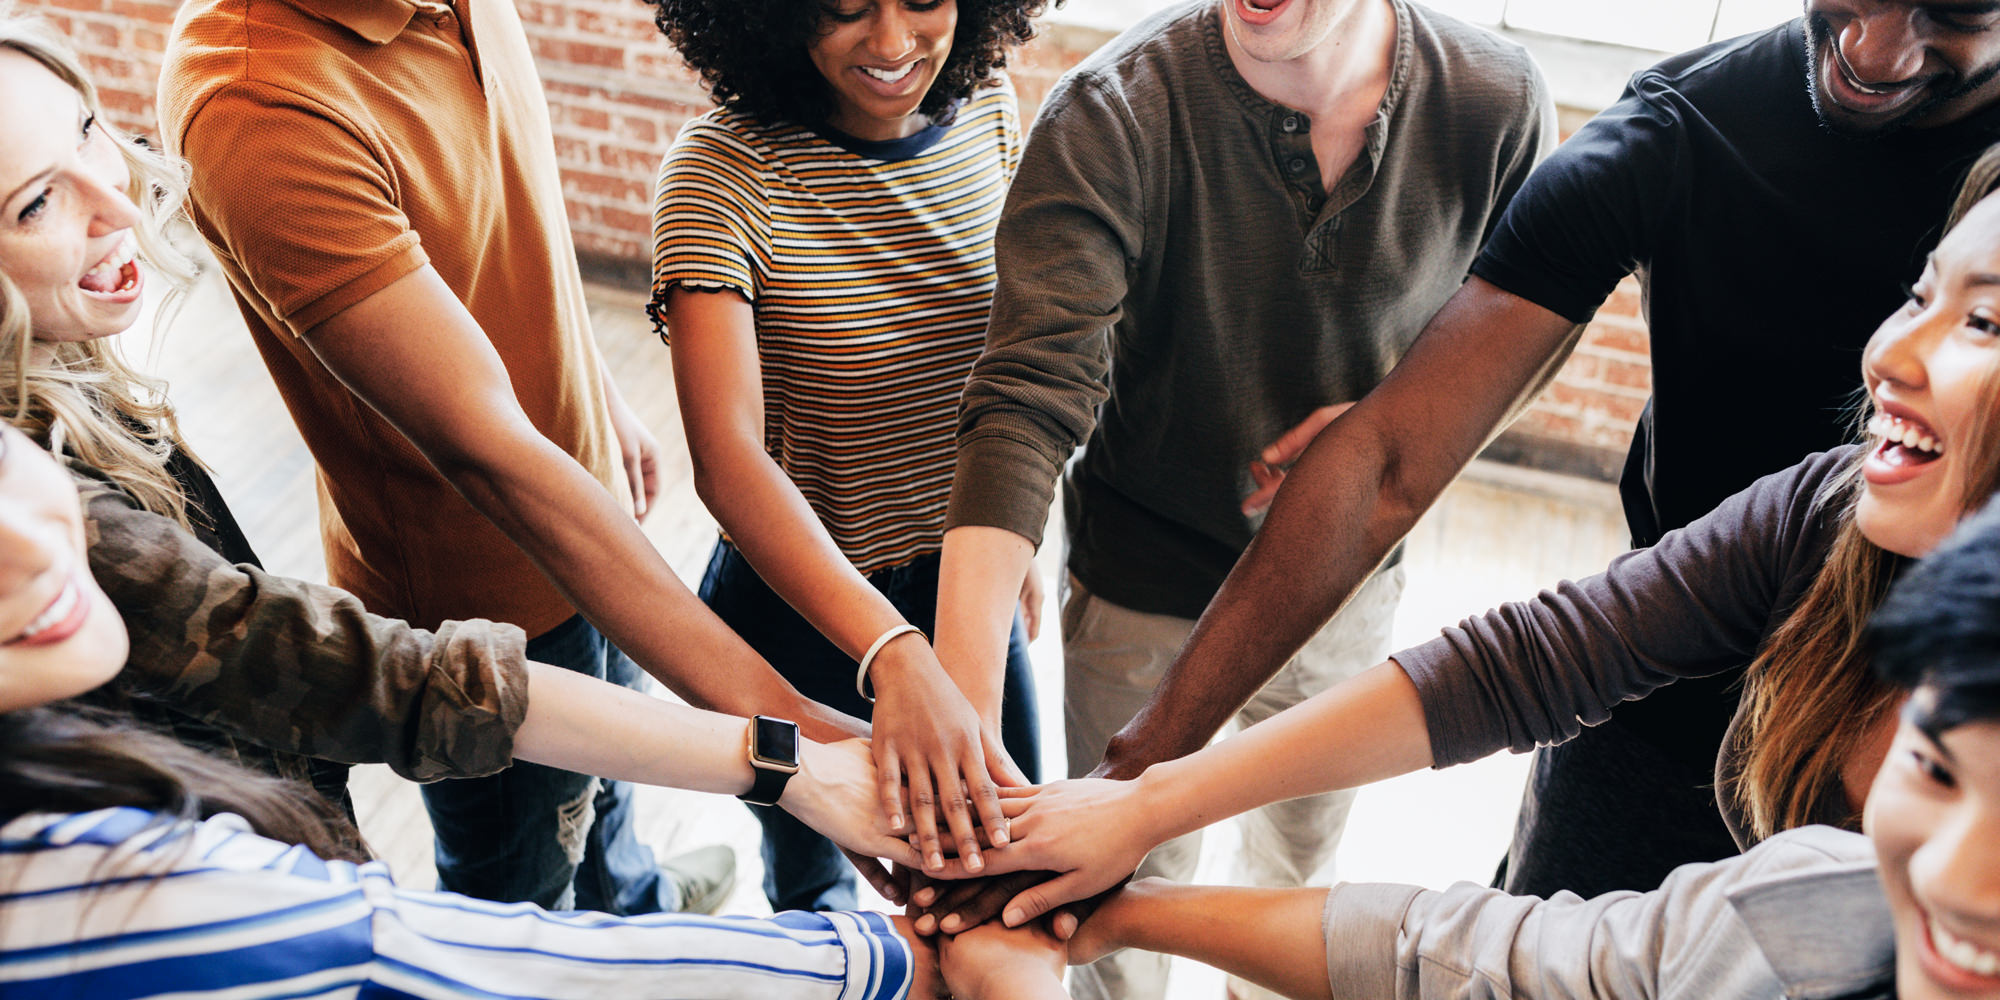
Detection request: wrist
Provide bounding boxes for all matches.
[863,630,932,680]
[1095,732,1152,781]
[855,623,928,701]
[1130,761,1196,845]
[776,738,825,812]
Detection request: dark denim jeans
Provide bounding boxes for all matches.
[700,540,1043,912]
[420,615,672,914]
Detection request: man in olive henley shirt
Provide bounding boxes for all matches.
[926,1,1553,996]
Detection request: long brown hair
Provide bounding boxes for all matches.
[0,701,367,862]
[1736,144,2000,839]
[0,9,205,528]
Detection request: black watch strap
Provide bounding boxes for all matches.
[742,765,793,808]
[739,716,800,807]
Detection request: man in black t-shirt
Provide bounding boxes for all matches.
[1089,0,2000,900]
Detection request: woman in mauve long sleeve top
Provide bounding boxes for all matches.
[1395,446,1866,844]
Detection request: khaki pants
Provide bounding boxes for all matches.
[1060,566,1405,1000]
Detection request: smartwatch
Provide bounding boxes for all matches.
[739,715,801,807]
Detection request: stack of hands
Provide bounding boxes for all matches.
[791,732,1167,998]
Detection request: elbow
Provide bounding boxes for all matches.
[686,451,732,515]
[1335,410,1433,548]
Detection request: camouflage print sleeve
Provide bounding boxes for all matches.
[83,485,530,782]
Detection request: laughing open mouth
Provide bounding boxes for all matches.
[79,232,139,297]
[1868,411,1944,467]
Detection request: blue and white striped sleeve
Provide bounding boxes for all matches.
[0,810,911,1000]
[368,877,914,1000]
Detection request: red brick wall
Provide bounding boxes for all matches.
[25,0,1648,477]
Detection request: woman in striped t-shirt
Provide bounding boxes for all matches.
[646,0,1049,914]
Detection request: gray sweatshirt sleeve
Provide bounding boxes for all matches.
[1396,448,1855,767]
[945,71,1147,545]
[1323,827,1877,1000]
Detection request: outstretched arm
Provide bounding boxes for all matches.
[512,662,922,869]
[979,660,1432,922]
[300,266,865,745]
[662,285,1016,875]
[1070,879,1334,1000]
[1098,279,1578,778]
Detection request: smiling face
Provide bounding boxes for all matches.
[0,49,143,345]
[1803,0,2000,136]
[0,423,125,714]
[1854,195,2000,558]
[1218,0,1346,64]
[1867,701,2000,999]
[807,0,957,143]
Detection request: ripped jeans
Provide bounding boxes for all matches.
[420,615,673,914]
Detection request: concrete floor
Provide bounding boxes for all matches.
[130,267,1631,995]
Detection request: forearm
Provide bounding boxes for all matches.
[437,433,858,741]
[1104,279,1577,776]
[512,660,757,793]
[934,525,1036,722]
[693,444,912,658]
[1135,661,1433,846]
[1094,882,1333,1000]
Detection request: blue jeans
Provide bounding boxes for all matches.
[420,615,671,914]
[700,541,1043,912]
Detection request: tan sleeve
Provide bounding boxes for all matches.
[177,80,428,336]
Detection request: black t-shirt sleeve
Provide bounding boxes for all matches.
[1470,75,1686,325]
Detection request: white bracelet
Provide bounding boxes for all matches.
[856,623,927,702]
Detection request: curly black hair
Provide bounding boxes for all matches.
[649,0,1055,128]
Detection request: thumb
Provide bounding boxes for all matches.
[985,738,1030,788]
[1002,870,1093,928]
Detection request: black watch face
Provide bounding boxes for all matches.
[754,716,800,766]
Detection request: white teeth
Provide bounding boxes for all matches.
[1931,917,2000,978]
[17,578,77,642]
[860,63,916,84]
[80,233,138,290]
[1867,412,1945,456]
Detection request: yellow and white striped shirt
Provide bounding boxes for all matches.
[650,86,1020,573]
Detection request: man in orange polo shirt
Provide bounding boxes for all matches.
[157,0,866,913]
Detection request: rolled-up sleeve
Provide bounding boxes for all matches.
[86,487,528,781]
[945,72,1145,546]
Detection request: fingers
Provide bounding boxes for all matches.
[1262,401,1354,467]
[908,767,948,874]
[937,871,1041,934]
[867,834,924,872]
[1018,566,1044,641]
[969,768,1010,849]
[842,848,906,906]
[1241,470,1283,515]
[639,454,661,513]
[936,759,987,875]
[1003,869,1094,928]
[875,748,909,835]
[625,454,648,518]
[995,785,1037,800]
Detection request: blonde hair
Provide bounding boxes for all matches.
[0,9,205,527]
[1736,142,2000,839]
